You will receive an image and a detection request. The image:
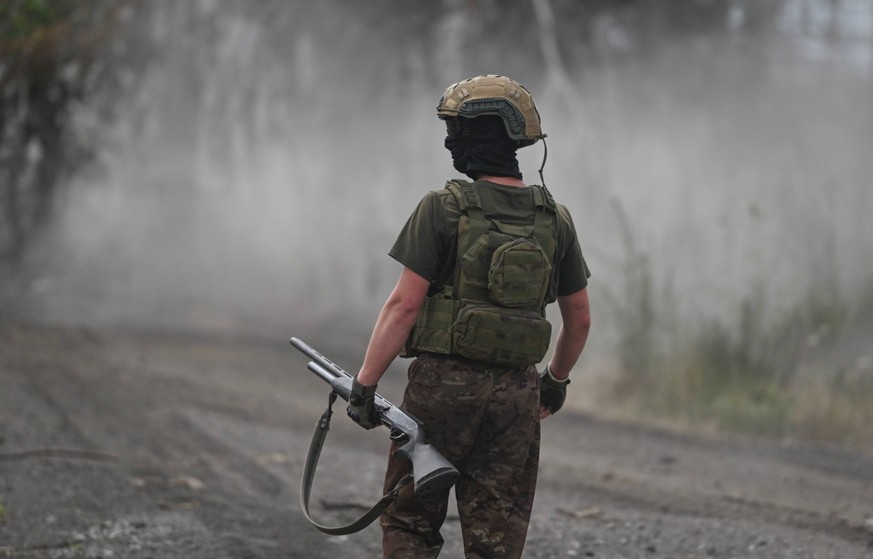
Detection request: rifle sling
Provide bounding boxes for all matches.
[300,391,413,535]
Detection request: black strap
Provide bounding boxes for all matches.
[299,391,413,535]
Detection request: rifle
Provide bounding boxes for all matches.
[290,337,460,535]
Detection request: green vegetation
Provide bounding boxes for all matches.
[0,1,70,42]
[609,221,872,448]
[0,0,127,262]
[608,199,660,387]
[792,363,873,447]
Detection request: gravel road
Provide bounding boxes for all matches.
[1,323,871,558]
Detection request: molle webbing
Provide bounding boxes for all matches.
[450,180,556,307]
[404,180,558,367]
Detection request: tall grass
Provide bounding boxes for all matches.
[607,207,873,447]
[792,364,873,448]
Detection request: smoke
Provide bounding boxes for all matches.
[13,1,873,366]
[15,2,429,338]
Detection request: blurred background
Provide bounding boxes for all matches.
[2,0,872,446]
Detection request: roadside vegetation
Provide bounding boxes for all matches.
[0,0,131,263]
[607,206,873,448]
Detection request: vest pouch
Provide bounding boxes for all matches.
[403,295,461,356]
[451,304,551,367]
[488,237,552,308]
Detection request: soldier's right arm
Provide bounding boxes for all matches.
[355,266,430,387]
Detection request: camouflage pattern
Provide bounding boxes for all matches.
[451,305,551,367]
[488,237,552,308]
[381,354,540,558]
[405,180,556,367]
[451,180,556,310]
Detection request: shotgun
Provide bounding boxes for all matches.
[290,337,460,499]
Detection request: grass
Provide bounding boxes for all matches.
[792,362,873,447]
[606,225,873,448]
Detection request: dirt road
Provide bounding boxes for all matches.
[1,322,871,558]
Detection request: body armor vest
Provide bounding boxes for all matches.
[403,180,558,367]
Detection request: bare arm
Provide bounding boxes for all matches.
[548,287,591,380]
[355,267,430,386]
[538,288,590,419]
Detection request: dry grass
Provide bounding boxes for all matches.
[791,364,873,448]
[608,276,873,449]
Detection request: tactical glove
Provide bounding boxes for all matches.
[347,378,379,429]
[539,365,570,415]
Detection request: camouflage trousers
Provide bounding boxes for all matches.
[381,354,541,559]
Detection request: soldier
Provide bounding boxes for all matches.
[348,75,591,558]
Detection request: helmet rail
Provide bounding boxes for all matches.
[437,74,546,147]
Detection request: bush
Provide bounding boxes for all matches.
[0,0,125,262]
[609,266,870,444]
[793,365,873,447]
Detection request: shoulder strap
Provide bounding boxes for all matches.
[445,179,483,220]
[530,185,555,234]
[300,392,413,535]
[531,184,557,213]
[445,180,490,299]
[530,186,558,304]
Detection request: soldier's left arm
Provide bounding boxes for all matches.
[547,287,591,380]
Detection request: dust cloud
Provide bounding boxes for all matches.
[12,1,873,368]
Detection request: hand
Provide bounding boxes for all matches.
[347,378,379,429]
[539,365,570,419]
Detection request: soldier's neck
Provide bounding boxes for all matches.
[477,175,527,188]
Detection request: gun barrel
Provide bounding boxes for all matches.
[308,362,352,401]
[306,361,338,383]
[291,337,348,379]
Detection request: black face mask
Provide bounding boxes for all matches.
[444,116,522,180]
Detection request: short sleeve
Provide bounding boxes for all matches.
[555,204,591,297]
[388,191,446,282]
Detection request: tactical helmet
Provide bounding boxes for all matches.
[437,74,545,147]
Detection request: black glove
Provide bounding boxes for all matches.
[539,365,570,415]
[347,378,379,429]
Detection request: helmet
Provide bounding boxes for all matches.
[437,74,545,147]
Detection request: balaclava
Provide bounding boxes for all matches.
[444,115,522,180]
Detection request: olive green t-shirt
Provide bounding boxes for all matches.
[389,180,590,302]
